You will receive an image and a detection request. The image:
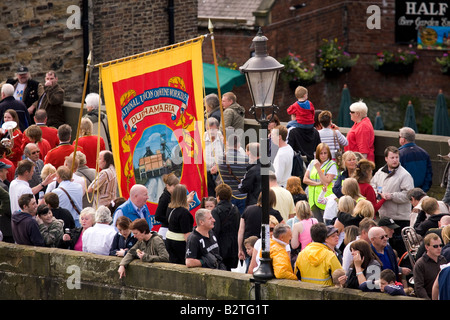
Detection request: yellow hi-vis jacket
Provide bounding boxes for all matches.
[308,160,338,210]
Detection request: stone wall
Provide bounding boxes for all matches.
[0,0,199,103]
[0,242,417,300]
[0,0,85,101]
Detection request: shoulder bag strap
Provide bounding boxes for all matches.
[59,187,81,214]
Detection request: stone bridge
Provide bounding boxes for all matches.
[0,242,417,300]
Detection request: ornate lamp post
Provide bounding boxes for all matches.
[239,28,284,282]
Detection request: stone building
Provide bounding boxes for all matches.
[0,0,198,103]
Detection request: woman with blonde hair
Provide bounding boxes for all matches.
[291,200,319,251]
[335,199,374,234]
[332,151,358,198]
[341,178,364,203]
[165,184,194,264]
[73,117,106,169]
[318,177,362,226]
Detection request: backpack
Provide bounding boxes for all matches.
[291,151,307,178]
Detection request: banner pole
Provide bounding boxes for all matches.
[208,19,227,150]
[72,51,92,173]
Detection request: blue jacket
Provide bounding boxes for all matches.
[371,243,400,281]
[114,199,153,231]
[399,142,432,192]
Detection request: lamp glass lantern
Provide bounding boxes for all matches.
[239,29,284,115]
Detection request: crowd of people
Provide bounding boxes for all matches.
[1,68,450,300]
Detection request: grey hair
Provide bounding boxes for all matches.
[195,208,211,225]
[204,93,220,110]
[399,127,415,142]
[95,205,112,224]
[273,223,290,240]
[349,100,368,117]
[79,207,96,225]
[85,93,102,109]
[407,187,427,201]
[206,117,219,128]
[1,83,14,97]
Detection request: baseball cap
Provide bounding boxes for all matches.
[378,217,400,229]
[16,66,29,74]
[326,225,339,237]
[0,162,12,170]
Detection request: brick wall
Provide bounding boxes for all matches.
[202,0,450,131]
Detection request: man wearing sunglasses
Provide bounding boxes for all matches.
[368,226,410,282]
[414,233,447,299]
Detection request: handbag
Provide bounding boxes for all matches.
[333,130,345,169]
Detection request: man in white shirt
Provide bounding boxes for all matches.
[51,166,83,227]
[10,159,54,213]
[82,205,116,255]
[271,125,294,188]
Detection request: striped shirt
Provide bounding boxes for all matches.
[88,165,117,207]
[318,128,348,159]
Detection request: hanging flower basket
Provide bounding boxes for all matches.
[436,52,450,75]
[374,46,419,75]
[375,62,415,75]
[317,38,358,78]
[322,66,352,78]
[279,52,323,87]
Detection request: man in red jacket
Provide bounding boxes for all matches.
[45,124,83,169]
[34,109,59,148]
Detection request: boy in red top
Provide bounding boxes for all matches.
[287,86,315,128]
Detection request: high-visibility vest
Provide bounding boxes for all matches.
[308,160,338,210]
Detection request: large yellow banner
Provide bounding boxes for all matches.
[99,37,206,229]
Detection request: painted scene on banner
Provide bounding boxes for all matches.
[104,57,206,230]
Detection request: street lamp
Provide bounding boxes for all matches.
[239,28,284,283]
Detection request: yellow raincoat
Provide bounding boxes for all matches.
[270,238,298,280]
[294,242,342,286]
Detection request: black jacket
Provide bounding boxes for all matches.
[155,188,171,228]
[6,78,41,109]
[238,160,261,206]
[11,211,44,246]
[414,211,450,237]
[0,96,32,131]
[287,127,321,164]
[211,200,240,269]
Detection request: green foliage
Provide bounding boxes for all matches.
[317,38,359,70]
[279,52,323,83]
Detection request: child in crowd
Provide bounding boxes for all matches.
[109,216,137,257]
[360,269,406,296]
[243,236,258,273]
[332,268,346,287]
[287,86,315,128]
[201,196,217,211]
